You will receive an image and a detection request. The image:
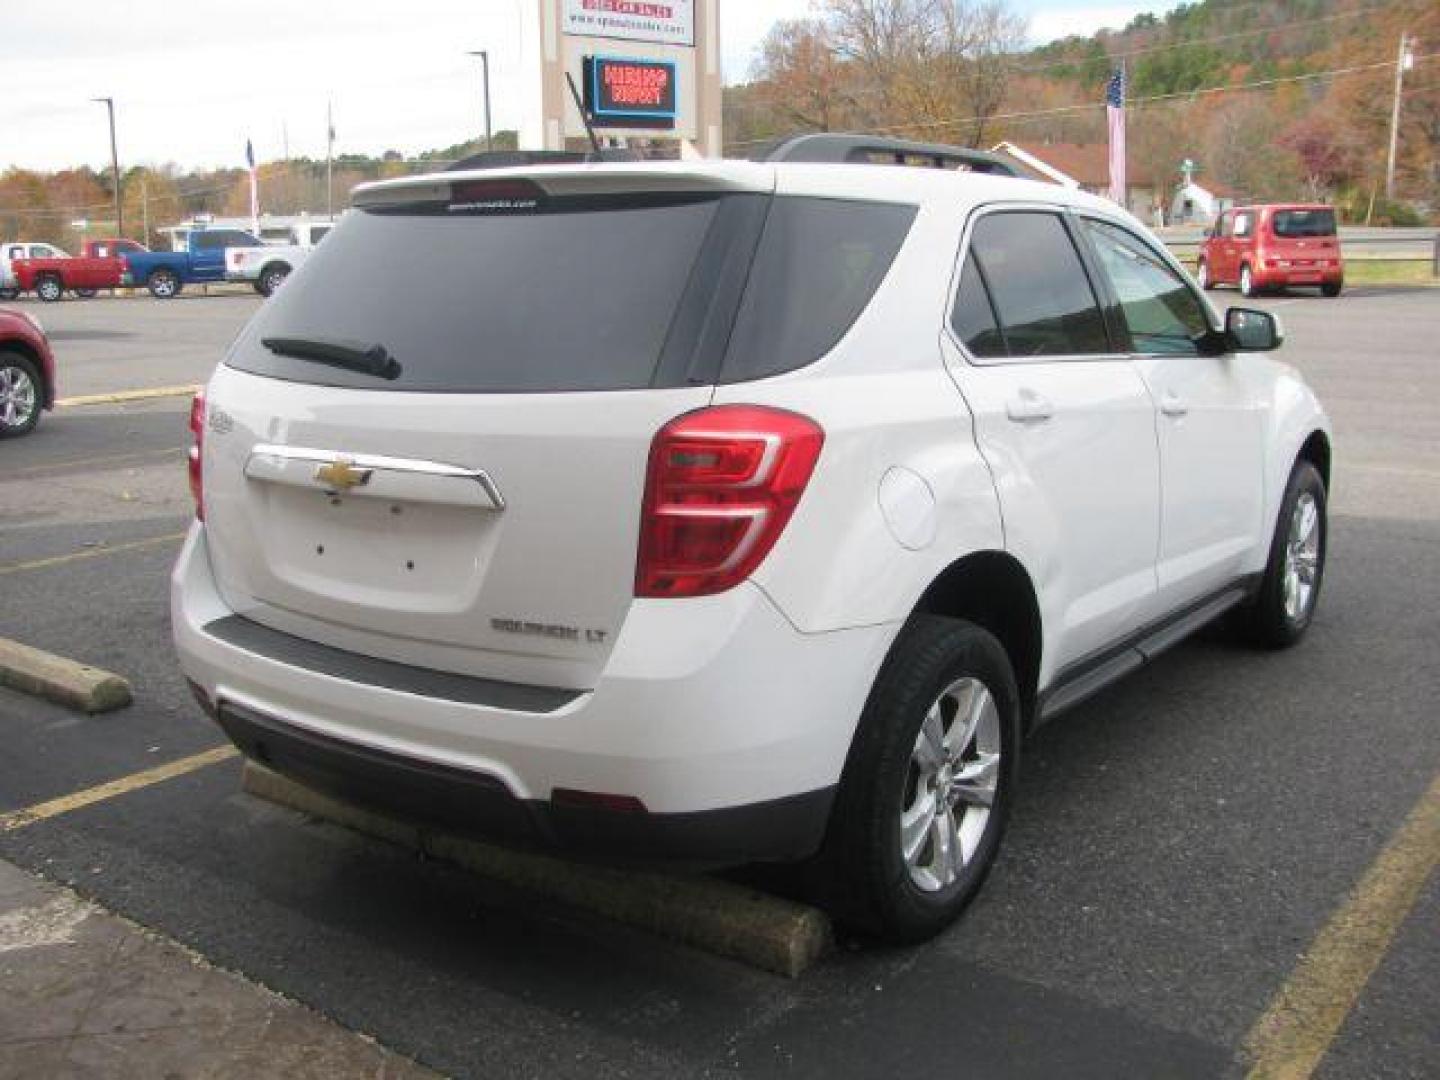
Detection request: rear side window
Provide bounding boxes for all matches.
[957,211,1110,358]
[1272,209,1336,238]
[720,198,915,383]
[227,193,725,392]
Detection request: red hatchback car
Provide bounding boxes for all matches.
[1198,204,1343,298]
[0,308,56,437]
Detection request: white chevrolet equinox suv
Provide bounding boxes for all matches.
[173,135,1331,942]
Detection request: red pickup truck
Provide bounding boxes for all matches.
[12,238,148,302]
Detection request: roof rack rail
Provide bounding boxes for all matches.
[445,148,643,172]
[755,133,1019,177]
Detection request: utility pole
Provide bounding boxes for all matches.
[467,50,493,151]
[1385,32,1414,200]
[91,97,123,238]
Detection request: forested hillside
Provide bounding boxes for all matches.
[3,0,1435,245]
[725,0,1439,222]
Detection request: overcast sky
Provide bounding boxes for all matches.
[1,0,1172,172]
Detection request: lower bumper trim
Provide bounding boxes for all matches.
[215,700,834,865]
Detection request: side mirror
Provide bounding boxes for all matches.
[1226,307,1283,351]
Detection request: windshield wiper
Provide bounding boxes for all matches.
[260,336,401,381]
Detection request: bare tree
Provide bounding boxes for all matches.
[822,0,1026,146]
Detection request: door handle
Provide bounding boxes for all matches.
[1006,390,1054,423]
[1160,391,1189,417]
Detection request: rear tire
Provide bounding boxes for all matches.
[0,350,43,437]
[1321,280,1342,298]
[0,287,19,301]
[1231,460,1327,649]
[35,274,63,303]
[1239,263,1257,298]
[820,615,1020,944]
[257,263,290,297]
[148,269,181,299]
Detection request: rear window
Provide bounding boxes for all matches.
[227,193,723,392]
[1271,209,1336,238]
[226,189,915,393]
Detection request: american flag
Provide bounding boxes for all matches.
[1106,67,1126,207]
[244,139,259,229]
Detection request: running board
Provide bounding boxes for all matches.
[1038,584,1252,724]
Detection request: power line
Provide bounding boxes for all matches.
[726,50,1438,149]
[730,1,1399,114]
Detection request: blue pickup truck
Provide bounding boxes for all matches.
[123,228,263,299]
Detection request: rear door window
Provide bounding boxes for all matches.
[956,211,1110,359]
[1271,209,1336,238]
[949,259,1005,358]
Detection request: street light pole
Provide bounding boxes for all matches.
[91,97,124,238]
[467,50,493,151]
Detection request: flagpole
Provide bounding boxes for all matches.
[326,101,335,221]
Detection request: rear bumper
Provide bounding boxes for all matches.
[172,525,896,864]
[1253,265,1343,288]
[209,696,835,863]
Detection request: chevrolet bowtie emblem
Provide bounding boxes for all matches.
[314,458,372,492]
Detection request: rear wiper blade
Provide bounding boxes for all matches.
[260,336,401,381]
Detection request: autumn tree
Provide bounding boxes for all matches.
[753,19,853,132]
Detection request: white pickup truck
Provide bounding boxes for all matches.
[224,220,335,297]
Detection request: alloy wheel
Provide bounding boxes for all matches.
[0,363,38,431]
[900,676,1002,893]
[1283,490,1321,621]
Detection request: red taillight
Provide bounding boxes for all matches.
[187,391,205,520]
[636,405,824,598]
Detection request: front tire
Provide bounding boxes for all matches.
[0,350,43,437]
[0,287,19,301]
[822,616,1020,943]
[1233,460,1327,648]
[147,269,181,299]
[35,274,64,303]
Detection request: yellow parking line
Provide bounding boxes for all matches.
[1245,770,1440,1079]
[10,446,184,478]
[57,384,201,408]
[0,745,240,832]
[0,531,188,577]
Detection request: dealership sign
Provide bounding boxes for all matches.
[584,56,678,128]
[563,0,694,47]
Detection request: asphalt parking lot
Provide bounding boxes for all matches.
[1,286,1437,1078]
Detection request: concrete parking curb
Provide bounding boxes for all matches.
[242,762,834,978]
[57,384,201,407]
[0,637,132,713]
